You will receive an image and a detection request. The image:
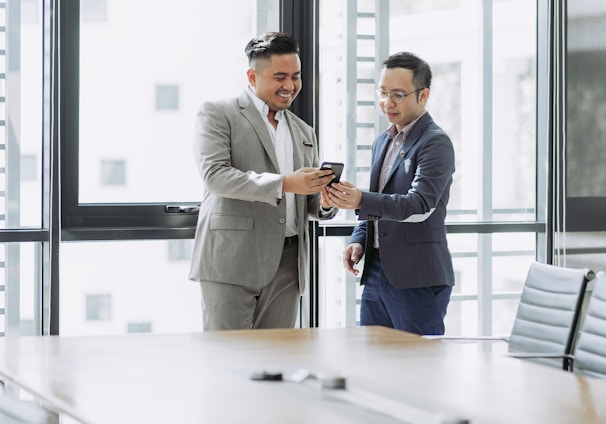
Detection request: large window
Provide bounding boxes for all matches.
[0,0,50,337]
[58,0,280,335]
[76,0,272,204]
[566,0,606,206]
[555,0,606,273]
[7,0,604,337]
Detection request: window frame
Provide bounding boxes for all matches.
[59,0,312,242]
[59,2,209,241]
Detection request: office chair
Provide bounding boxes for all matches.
[566,271,606,378]
[425,261,595,369]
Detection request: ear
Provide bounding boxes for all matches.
[419,87,430,104]
[247,69,256,86]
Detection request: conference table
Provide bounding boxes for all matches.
[0,326,605,423]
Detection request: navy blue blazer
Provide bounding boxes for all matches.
[350,112,455,289]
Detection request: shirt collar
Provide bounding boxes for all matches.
[386,110,427,140]
[247,86,284,121]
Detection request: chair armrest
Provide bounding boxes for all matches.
[507,352,574,371]
[506,352,571,359]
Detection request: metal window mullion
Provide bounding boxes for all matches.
[374,0,389,133]
[478,0,494,337]
[4,0,21,337]
[535,0,551,265]
[552,0,566,266]
[47,0,68,335]
[342,0,359,326]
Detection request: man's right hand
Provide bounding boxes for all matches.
[343,243,364,276]
[283,167,335,195]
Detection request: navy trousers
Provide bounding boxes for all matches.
[360,254,452,335]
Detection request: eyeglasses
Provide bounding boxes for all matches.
[376,88,425,104]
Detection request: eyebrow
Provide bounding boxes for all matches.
[273,71,302,77]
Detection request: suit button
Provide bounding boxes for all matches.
[279,218,285,224]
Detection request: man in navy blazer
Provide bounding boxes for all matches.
[326,52,455,335]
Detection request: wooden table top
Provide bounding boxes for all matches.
[0,326,605,424]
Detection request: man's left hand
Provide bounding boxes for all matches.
[325,181,362,210]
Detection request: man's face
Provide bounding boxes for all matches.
[247,53,302,112]
[377,67,428,132]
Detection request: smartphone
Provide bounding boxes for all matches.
[320,161,344,185]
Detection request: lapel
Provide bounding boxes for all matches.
[284,111,305,170]
[238,91,280,172]
[385,112,432,183]
[284,110,308,216]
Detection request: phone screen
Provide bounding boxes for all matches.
[320,162,344,184]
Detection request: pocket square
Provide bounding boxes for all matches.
[404,158,412,173]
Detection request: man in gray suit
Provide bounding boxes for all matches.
[326,52,455,335]
[189,32,337,331]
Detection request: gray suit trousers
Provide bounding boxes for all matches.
[199,243,300,331]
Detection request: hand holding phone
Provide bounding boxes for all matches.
[320,162,344,185]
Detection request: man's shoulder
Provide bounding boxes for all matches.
[200,91,246,108]
[415,113,449,138]
[197,96,244,119]
[413,111,435,129]
[284,109,312,130]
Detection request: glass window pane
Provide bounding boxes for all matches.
[6,0,45,228]
[318,0,536,224]
[22,0,40,24]
[60,241,201,336]
[318,233,535,336]
[81,0,107,22]
[21,154,37,181]
[0,242,42,336]
[567,1,606,197]
[556,231,606,273]
[491,1,537,221]
[78,0,280,203]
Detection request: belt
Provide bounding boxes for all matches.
[284,235,298,247]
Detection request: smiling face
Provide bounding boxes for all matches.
[247,53,302,113]
[378,66,429,132]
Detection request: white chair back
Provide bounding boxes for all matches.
[508,262,594,368]
[573,271,606,378]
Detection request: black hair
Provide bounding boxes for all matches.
[245,32,300,67]
[382,52,432,91]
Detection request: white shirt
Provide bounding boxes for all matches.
[247,87,298,237]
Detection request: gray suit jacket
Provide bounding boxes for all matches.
[189,90,336,293]
[350,112,455,289]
